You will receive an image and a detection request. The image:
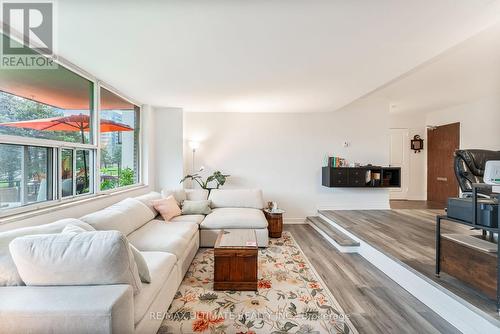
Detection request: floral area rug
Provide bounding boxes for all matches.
[158,232,356,334]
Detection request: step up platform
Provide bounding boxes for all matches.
[306,216,360,252]
[313,211,500,334]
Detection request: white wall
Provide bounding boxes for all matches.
[389,112,427,200]
[183,99,391,221]
[0,105,157,232]
[153,107,184,191]
[426,95,500,150]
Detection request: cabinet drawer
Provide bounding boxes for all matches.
[349,169,367,186]
[331,169,348,186]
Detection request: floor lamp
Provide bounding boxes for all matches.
[189,141,200,173]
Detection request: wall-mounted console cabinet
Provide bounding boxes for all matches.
[322,166,401,188]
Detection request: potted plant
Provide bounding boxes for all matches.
[180,169,230,193]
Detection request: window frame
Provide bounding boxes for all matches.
[0,50,143,218]
[97,83,142,194]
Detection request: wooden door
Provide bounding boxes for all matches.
[427,123,460,204]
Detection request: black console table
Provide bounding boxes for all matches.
[322,166,401,188]
[435,183,500,312]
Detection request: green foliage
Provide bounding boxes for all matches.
[180,170,230,190]
[99,167,135,190]
[119,168,135,186]
[100,178,116,191]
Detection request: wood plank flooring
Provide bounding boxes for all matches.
[320,209,499,319]
[390,200,445,210]
[306,216,360,247]
[286,224,460,334]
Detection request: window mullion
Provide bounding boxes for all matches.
[57,148,62,201]
[95,83,101,195]
[72,148,77,197]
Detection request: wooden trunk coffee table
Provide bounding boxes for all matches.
[214,229,258,291]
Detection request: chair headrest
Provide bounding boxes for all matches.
[455,149,500,176]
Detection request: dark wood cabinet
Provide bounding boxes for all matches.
[322,166,401,188]
[214,230,258,291]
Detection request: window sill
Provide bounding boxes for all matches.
[0,184,148,226]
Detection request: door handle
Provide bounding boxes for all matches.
[437,177,448,182]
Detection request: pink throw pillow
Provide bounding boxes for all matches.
[152,196,181,221]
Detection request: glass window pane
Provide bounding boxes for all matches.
[0,34,94,144]
[100,88,139,190]
[76,149,91,195]
[0,143,53,211]
[61,149,73,197]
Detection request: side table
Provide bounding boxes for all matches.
[263,208,285,238]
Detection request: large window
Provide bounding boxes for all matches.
[0,34,141,215]
[99,88,140,191]
[0,68,94,144]
[0,143,53,210]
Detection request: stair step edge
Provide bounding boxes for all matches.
[306,216,360,247]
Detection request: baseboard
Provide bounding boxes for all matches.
[318,212,500,334]
[284,218,306,224]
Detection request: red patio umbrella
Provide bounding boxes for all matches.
[0,113,133,133]
[0,114,134,190]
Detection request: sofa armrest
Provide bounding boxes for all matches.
[0,285,134,334]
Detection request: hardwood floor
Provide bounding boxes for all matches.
[390,200,445,210]
[286,224,460,334]
[320,209,499,319]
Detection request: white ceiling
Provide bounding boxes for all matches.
[371,21,500,115]
[56,0,500,113]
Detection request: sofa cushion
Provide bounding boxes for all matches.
[185,189,209,201]
[134,191,162,215]
[81,198,155,236]
[127,220,198,258]
[200,208,268,229]
[170,214,205,225]
[9,230,142,295]
[133,252,176,325]
[0,218,93,286]
[208,189,264,209]
[161,189,187,205]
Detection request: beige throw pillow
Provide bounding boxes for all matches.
[153,196,182,221]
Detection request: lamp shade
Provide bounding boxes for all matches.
[189,141,200,150]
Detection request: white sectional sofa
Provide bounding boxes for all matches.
[200,188,269,247]
[0,188,269,334]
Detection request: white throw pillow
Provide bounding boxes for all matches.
[62,223,95,233]
[9,230,142,295]
[62,224,151,283]
[0,218,94,286]
[129,244,151,283]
